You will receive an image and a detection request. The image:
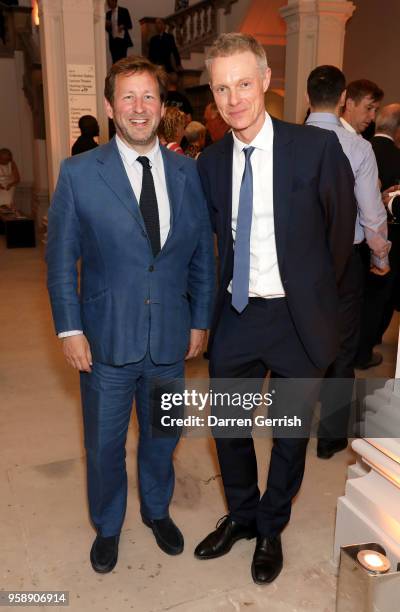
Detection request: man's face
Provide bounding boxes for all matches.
[155,19,165,34]
[347,95,380,133]
[107,0,117,9]
[105,72,164,152]
[209,51,271,143]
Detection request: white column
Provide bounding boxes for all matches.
[39,0,107,195]
[279,0,355,123]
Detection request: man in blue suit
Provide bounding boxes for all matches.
[46,56,215,573]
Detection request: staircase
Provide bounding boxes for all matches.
[140,0,239,120]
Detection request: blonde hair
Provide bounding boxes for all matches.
[205,33,268,76]
[159,106,186,142]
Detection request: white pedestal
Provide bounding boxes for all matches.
[334,320,400,573]
[334,438,400,568]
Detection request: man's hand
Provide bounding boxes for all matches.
[185,329,207,360]
[62,335,93,372]
[370,265,390,276]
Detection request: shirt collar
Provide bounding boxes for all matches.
[374,133,394,142]
[306,112,341,127]
[116,134,161,167]
[340,117,357,134]
[232,112,273,155]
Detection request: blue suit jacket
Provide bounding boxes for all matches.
[46,139,215,366]
[198,118,357,369]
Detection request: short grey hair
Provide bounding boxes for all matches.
[375,104,400,136]
[205,33,268,76]
[184,121,206,143]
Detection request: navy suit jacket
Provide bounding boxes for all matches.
[46,139,215,366]
[197,118,357,369]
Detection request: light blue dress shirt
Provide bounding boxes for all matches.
[306,112,390,268]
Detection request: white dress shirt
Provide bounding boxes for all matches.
[340,117,357,134]
[229,113,285,298]
[111,7,124,39]
[59,136,170,338]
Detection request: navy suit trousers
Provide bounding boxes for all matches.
[209,295,322,537]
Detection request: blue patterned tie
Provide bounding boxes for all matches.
[231,146,255,313]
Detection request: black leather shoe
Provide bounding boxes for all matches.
[317,438,348,459]
[251,535,283,585]
[354,351,383,370]
[142,516,184,555]
[194,515,257,560]
[90,535,119,573]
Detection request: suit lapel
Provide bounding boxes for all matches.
[272,117,294,274]
[160,146,186,248]
[96,138,146,232]
[217,133,234,259]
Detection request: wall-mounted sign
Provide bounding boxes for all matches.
[67,64,97,151]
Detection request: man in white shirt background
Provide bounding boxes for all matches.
[340,79,383,135]
[305,65,390,460]
[105,0,133,64]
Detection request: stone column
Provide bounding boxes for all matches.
[38,0,107,194]
[279,0,355,123]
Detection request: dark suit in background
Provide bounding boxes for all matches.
[106,5,133,63]
[372,135,400,338]
[148,31,181,73]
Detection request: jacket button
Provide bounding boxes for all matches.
[149,265,154,272]
[144,298,150,305]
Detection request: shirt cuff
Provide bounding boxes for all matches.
[58,330,83,338]
[370,253,390,270]
[388,191,400,215]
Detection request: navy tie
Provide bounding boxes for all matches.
[137,156,161,257]
[231,146,255,313]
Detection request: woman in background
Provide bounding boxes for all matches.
[0,148,20,208]
[159,107,186,154]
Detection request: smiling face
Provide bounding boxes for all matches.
[105,71,164,152]
[209,51,271,143]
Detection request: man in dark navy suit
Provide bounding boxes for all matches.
[148,18,182,74]
[193,33,356,585]
[105,0,133,63]
[47,56,214,573]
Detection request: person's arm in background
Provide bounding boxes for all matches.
[355,144,390,275]
[7,160,20,189]
[170,34,182,70]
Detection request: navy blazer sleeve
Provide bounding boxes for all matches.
[318,132,357,283]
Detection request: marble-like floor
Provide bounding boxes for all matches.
[0,241,398,612]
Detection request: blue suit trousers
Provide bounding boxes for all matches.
[80,354,184,537]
